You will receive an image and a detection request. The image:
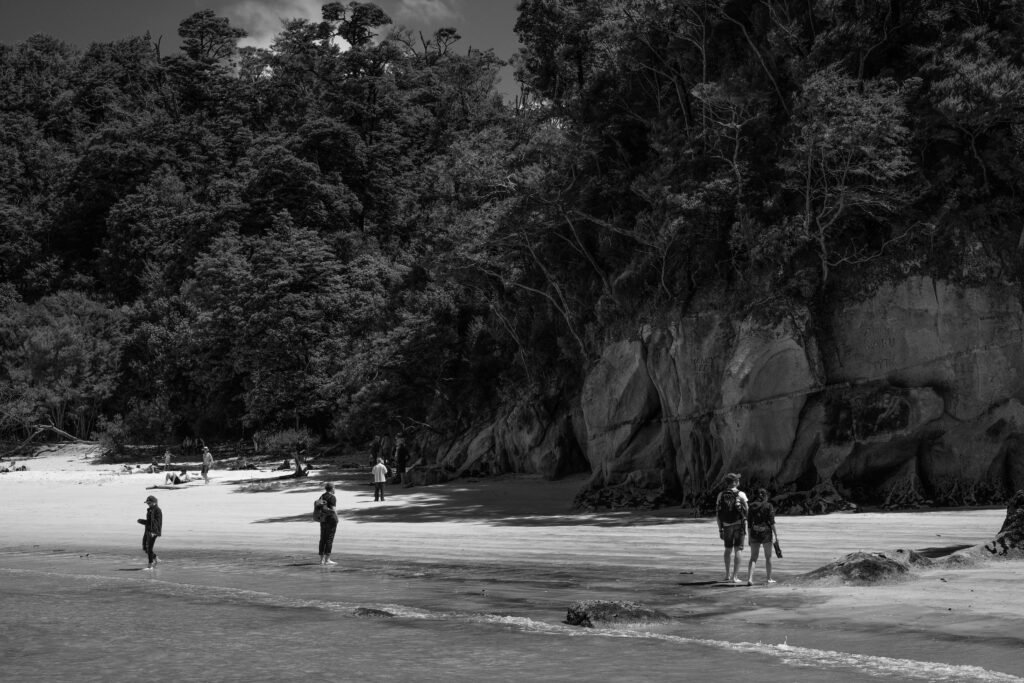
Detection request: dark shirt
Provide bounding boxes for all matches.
[143,506,163,536]
[320,493,338,524]
[747,501,775,534]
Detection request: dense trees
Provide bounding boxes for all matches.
[1,1,1022,446]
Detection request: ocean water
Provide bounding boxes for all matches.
[1,550,1020,683]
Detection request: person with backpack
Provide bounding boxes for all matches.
[745,487,777,586]
[317,483,339,565]
[716,472,748,583]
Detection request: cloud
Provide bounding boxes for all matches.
[225,0,324,50]
[393,0,462,26]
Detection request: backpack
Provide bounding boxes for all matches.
[313,497,325,522]
[748,502,772,536]
[717,489,745,524]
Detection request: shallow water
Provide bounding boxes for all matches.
[1,550,1020,683]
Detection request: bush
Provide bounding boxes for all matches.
[92,414,128,459]
[253,427,317,455]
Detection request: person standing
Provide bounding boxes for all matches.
[394,436,409,483]
[716,472,748,583]
[162,449,172,471]
[201,446,214,484]
[138,495,163,569]
[745,488,777,586]
[371,457,389,501]
[318,483,339,565]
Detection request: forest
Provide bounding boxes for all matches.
[2,0,1023,455]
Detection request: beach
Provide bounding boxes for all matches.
[1,446,1022,682]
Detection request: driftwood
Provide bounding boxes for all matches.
[5,424,94,458]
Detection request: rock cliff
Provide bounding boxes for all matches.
[426,276,1024,509]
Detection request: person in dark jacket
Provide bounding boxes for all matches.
[138,495,163,569]
[318,483,339,565]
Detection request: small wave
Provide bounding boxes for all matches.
[3,565,1018,682]
[603,631,1023,683]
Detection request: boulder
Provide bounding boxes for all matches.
[984,490,1024,558]
[565,600,671,628]
[827,276,1024,421]
[715,314,821,484]
[800,551,911,584]
[580,340,662,484]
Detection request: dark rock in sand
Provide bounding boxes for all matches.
[800,551,911,584]
[565,600,670,628]
[353,607,395,618]
[984,489,1024,557]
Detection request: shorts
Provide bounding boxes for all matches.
[722,524,745,549]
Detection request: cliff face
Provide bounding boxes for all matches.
[427,276,1024,509]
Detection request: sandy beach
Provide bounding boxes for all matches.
[2,446,1022,682]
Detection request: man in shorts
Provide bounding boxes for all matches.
[716,472,749,583]
[201,446,214,484]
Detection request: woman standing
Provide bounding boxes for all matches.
[318,483,339,565]
[137,495,163,570]
[745,488,777,586]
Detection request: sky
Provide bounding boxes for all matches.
[0,0,523,96]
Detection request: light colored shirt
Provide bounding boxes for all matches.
[372,463,389,483]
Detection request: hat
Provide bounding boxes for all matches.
[145,495,158,504]
[325,483,334,491]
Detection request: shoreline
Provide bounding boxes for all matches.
[2,446,1023,679]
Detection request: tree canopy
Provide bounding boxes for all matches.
[2,1,1022,445]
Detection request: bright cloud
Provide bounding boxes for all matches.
[225,0,324,50]
[224,0,465,51]
[393,0,462,25]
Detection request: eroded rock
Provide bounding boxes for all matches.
[565,600,670,628]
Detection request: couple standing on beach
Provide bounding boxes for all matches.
[717,472,779,586]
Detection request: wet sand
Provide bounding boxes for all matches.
[1,446,1022,680]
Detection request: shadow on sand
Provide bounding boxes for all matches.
[247,471,707,529]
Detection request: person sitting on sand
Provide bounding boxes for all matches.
[164,468,193,485]
[716,472,748,583]
[745,488,777,586]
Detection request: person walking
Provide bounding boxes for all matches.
[137,495,163,570]
[201,446,214,484]
[318,483,339,565]
[716,472,748,583]
[372,457,389,501]
[745,488,777,586]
